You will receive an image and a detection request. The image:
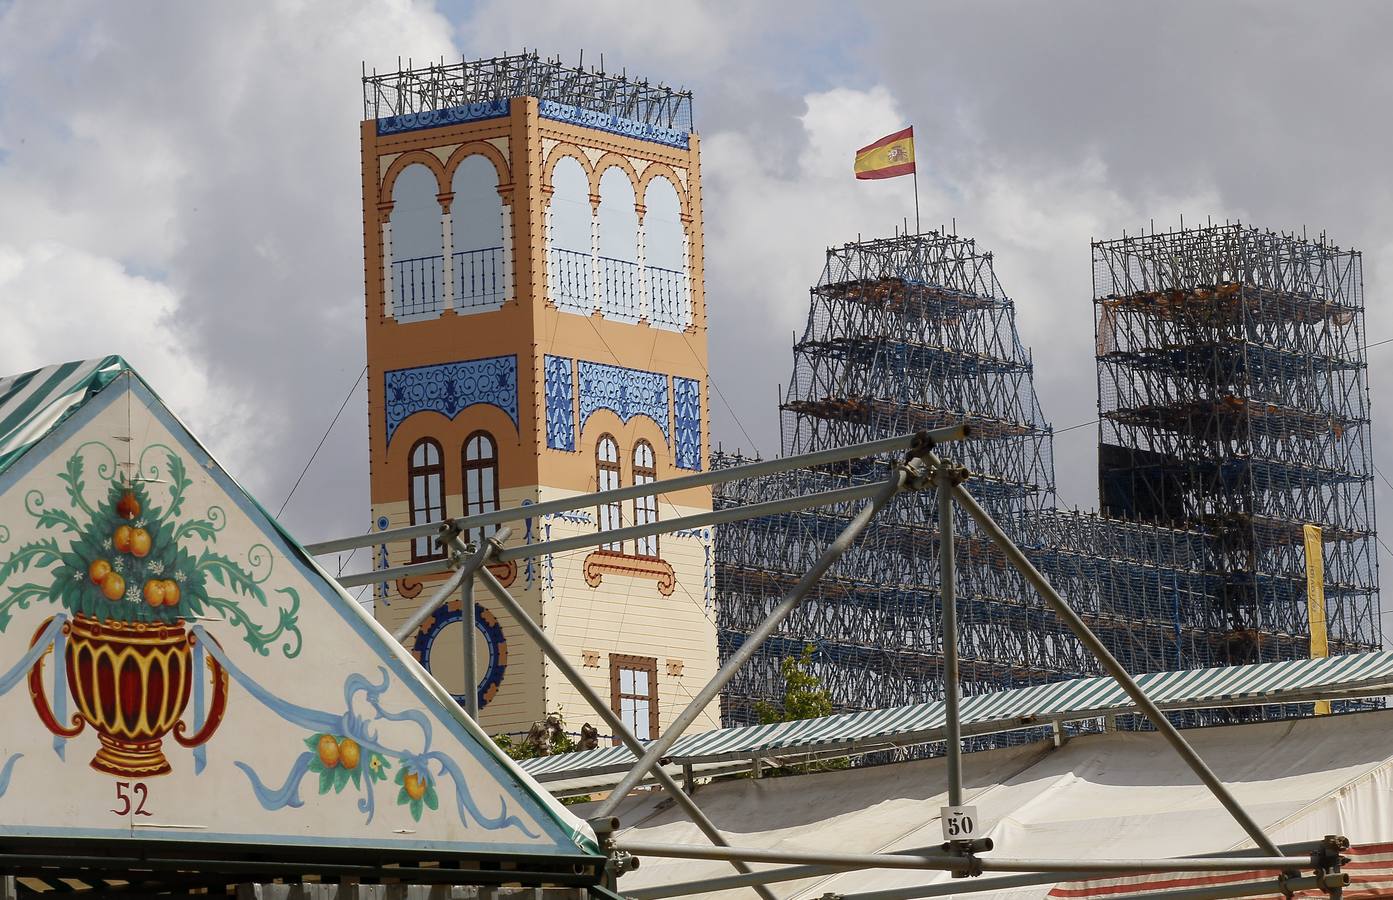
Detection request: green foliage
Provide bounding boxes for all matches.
[493,711,593,805]
[751,644,849,775]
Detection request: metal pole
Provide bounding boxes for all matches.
[389,527,511,644]
[937,465,962,808]
[1110,874,1341,900]
[470,561,779,900]
[461,572,478,719]
[616,841,1310,875]
[945,474,1286,860]
[340,480,888,589]
[594,463,913,817]
[308,426,966,556]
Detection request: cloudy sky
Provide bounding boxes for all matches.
[2,0,1392,621]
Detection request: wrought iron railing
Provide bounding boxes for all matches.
[548,247,594,314]
[391,255,445,318]
[454,246,505,311]
[647,265,689,330]
[600,255,642,322]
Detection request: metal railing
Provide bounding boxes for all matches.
[453,246,505,310]
[647,264,689,330]
[390,254,444,318]
[600,255,642,321]
[547,246,593,314]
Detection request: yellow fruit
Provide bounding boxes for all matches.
[317,734,340,768]
[88,559,112,584]
[116,490,141,520]
[142,580,166,607]
[338,738,361,770]
[101,572,126,601]
[130,528,152,558]
[113,525,134,553]
[161,579,181,607]
[404,772,427,801]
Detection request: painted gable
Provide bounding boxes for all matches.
[0,361,593,859]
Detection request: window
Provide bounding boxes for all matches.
[632,440,658,557]
[610,654,658,742]
[597,434,622,551]
[408,438,446,561]
[462,430,499,547]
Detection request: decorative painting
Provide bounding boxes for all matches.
[673,376,702,471]
[577,360,669,441]
[411,599,508,711]
[0,368,583,857]
[384,356,519,446]
[543,355,576,452]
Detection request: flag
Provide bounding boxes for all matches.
[854,127,915,180]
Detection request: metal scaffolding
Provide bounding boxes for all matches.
[714,224,1381,729]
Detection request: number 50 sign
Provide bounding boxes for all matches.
[941,805,981,841]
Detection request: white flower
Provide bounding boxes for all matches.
[112,557,125,573]
[148,560,165,575]
[71,570,83,582]
[135,519,147,529]
[102,538,112,550]
[174,570,187,583]
[125,585,140,603]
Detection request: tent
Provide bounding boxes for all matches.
[0,358,601,895]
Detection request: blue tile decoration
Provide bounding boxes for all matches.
[577,360,670,441]
[538,99,689,150]
[376,99,510,136]
[543,355,576,451]
[673,376,702,470]
[384,355,518,445]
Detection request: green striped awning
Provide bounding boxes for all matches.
[520,649,1393,795]
[0,357,128,477]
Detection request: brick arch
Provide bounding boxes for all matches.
[637,164,692,221]
[542,144,596,197]
[591,153,643,203]
[380,150,449,204]
[443,142,511,201]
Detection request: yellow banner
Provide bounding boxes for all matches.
[1304,523,1330,715]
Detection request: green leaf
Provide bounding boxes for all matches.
[410,799,424,822]
[350,768,362,790]
[318,768,334,795]
[165,452,192,518]
[303,735,321,751]
[397,786,410,806]
[333,766,350,793]
[424,786,438,811]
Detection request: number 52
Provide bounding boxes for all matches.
[111,781,152,817]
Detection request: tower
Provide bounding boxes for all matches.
[360,54,717,739]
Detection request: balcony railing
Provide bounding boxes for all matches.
[600,255,642,322]
[648,264,689,330]
[548,246,594,315]
[454,246,506,311]
[391,255,445,319]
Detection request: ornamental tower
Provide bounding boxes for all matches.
[360,55,716,739]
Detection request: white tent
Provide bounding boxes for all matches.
[592,708,1393,899]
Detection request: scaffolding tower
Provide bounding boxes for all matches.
[714,223,1381,727]
[1093,224,1380,665]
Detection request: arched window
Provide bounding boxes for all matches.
[462,430,499,547]
[632,440,658,557]
[390,163,445,320]
[598,166,640,322]
[451,155,506,311]
[643,176,687,330]
[596,434,622,551]
[547,156,593,314]
[408,438,446,561]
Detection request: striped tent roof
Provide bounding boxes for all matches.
[0,357,128,477]
[521,649,1393,794]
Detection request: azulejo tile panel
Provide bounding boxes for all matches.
[376,99,510,136]
[673,376,702,471]
[543,355,576,452]
[577,361,670,441]
[384,356,518,445]
[538,99,689,149]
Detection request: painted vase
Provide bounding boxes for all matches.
[28,615,227,777]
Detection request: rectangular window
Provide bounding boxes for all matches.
[610,654,658,742]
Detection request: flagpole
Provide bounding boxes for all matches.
[912,166,921,235]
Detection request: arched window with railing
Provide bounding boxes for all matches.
[462,430,499,547]
[390,164,445,320]
[598,166,640,323]
[596,434,622,551]
[632,440,658,557]
[547,156,593,315]
[644,175,688,330]
[408,438,446,561]
[451,155,506,312]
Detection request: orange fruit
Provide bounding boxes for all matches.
[338,738,361,770]
[113,525,134,553]
[404,772,427,801]
[88,559,112,584]
[116,490,141,520]
[130,528,152,558]
[161,579,181,606]
[142,580,166,607]
[316,734,340,768]
[101,572,126,601]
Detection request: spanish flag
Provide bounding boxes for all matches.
[854,127,915,180]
